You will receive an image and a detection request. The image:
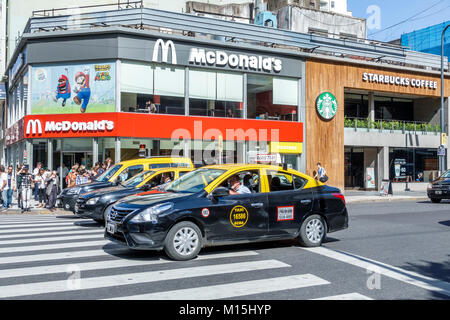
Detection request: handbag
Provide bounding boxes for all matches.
[319,175,329,183]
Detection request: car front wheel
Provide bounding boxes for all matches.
[164,221,202,261]
[299,214,327,247]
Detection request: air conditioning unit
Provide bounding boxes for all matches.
[254,11,277,28]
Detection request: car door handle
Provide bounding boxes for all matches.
[300,199,312,205]
[251,203,264,208]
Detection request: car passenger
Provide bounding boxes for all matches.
[228,175,251,195]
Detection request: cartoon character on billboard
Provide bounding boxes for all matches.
[73,68,91,113]
[53,68,71,107]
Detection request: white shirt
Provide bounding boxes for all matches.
[0,172,6,190]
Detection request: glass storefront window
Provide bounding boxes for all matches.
[389,148,439,182]
[247,74,298,121]
[120,61,185,115]
[344,93,368,118]
[189,69,243,118]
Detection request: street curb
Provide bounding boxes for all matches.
[0,210,73,215]
[346,197,429,204]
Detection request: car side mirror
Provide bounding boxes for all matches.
[210,187,229,198]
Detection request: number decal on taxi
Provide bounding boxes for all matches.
[230,205,249,228]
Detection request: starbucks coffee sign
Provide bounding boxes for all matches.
[316,92,338,120]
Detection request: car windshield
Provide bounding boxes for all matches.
[95,164,123,182]
[441,170,450,178]
[122,171,155,187]
[166,168,226,193]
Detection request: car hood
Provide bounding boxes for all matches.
[115,190,194,209]
[80,185,133,199]
[431,178,450,185]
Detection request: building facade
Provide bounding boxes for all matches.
[4,6,450,192]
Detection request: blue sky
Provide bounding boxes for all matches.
[348,0,450,42]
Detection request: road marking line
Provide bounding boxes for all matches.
[0,229,103,241]
[0,251,258,279]
[0,247,128,266]
[107,274,329,300]
[0,222,90,229]
[0,260,289,299]
[0,226,100,235]
[0,233,105,245]
[0,240,109,254]
[311,293,373,300]
[303,247,450,298]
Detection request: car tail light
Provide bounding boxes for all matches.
[332,193,346,205]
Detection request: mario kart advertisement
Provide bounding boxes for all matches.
[31,62,115,114]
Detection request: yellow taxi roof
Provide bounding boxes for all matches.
[116,157,193,166]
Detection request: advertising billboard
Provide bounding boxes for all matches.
[31,62,115,115]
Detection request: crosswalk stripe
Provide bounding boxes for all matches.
[0,226,100,235]
[0,240,109,254]
[0,247,128,266]
[0,233,105,245]
[0,220,82,226]
[0,250,259,279]
[303,247,450,298]
[107,274,330,300]
[311,293,373,300]
[0,222,88,229]
[0,229,103,241]
[0,259,289,299]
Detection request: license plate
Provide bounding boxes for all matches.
[107,223,117,234]
[436,191,442,195]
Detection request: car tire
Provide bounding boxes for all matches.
[430,198,442,203]
[164,221,202,261]
[298,214,327,247]
[103,204,115,224]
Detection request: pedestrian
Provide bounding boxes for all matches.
[0,165,6,209]
[314,162,328,183]
[75,169,89,185]
[58,163,69,188]
[32,162,43,201]
[34,168,47,208]
[16,164,22,209]
[45,170,59,211]
[18,165,33,213]
[2,166,16,209]
[105,157,112,170]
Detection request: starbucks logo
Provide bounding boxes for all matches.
[316,92,338,120]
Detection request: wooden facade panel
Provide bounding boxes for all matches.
[305,59,450,191]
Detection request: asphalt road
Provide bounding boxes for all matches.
[0,200,449,300]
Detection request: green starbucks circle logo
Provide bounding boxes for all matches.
[316,92,338,120]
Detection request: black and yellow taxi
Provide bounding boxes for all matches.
[75,167,194,223]
[427,169,450,203]
[105,164,348,260]
[58,157,193,212]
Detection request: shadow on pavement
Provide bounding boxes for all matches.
[438,220,450,227]
[399,257,450,299]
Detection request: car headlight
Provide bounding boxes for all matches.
[67,188,81,195]
[131,203,174,223]
[86,197,100,205]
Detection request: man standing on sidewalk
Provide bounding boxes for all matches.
[0,165,6,210]
[45,170,60,212]
[18,165,33,213]
[1,166,16,209]
[33,162,43,201]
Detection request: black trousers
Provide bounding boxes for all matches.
[38,188,46,204]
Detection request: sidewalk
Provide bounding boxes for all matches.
[344,190,429,204]
[0,198,72,215]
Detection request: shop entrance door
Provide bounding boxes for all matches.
[344,147,364,189]
[62,152,93,169]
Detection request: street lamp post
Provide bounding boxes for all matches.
[440,24,450,175]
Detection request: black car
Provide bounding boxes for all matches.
[427,170,450,203]
[105,164,348,261]
[75,168,193,223]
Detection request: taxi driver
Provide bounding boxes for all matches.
[228,175,251,195]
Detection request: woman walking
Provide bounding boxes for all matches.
[34,168,47,208]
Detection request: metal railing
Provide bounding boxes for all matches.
[344,117,441,134]
[32,1,143,17]
[21,5,448,72]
